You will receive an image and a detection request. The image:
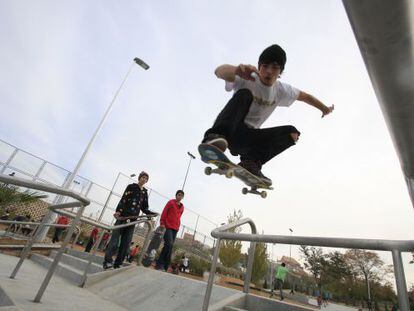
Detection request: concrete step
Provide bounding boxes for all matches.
[223,307,248,311]
[50,251,103,274]
[30,253,84,285]
[65,248,104,265]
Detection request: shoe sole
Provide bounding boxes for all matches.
[205,138,228,152]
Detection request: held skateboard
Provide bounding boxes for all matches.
[115,213,158,223]
[198,143,273,198]
[141,226,166,267]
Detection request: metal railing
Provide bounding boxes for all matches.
[202,218,414,311]
[0,138,218,249]
[49,208,154,287]
[0,173,154,303]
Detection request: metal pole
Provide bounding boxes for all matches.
[289,228,293,260]
[244,241,256,293]
[98,172,121,221]
[182,152,195,191]
[34,202,87,302]
[202,238,221,311]
[37,59,148,240]
[0,148,18,174]
[391,249,410,311]
[193,215,200,241]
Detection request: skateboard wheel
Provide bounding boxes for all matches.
[204,167,212,175]
[260,191,267,199]
[242,187,248,195]
[225,170,233,178]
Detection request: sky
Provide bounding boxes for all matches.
[1,1,413,289]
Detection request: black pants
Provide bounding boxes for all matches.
[156,228,177,270]
[104,220,135,267]
[205,89,300,165]
[52,228,64,243]
[84,237,94,253]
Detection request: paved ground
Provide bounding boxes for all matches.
[0,253,127,311]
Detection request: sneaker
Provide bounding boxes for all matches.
[238,160,272,186]
[103,262,113,270]
[202,133,228,152]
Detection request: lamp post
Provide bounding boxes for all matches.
[98,172,136,222]
[182,151,196,191]
[289,228,293,260]
[36,58,149,241]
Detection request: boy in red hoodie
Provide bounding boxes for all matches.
[155,190,185,271]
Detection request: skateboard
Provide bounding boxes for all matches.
[141,226,166,267]
[115,213,158,223]
[198,143,273,198]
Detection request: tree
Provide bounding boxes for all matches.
[0,182,47,209]
[251,241,268,284]
[344,249,389,307]
[300,245,326,288]
[219,210,243,268]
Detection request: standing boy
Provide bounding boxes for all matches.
[103,171,157,269]
[155,190,185,271]
[202,44,334,185]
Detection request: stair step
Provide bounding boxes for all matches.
[50,251,103,274]
[65,248,104,265]
[30,253,84,285]
[223,307,248,311]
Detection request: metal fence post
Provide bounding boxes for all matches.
[391,249,410,311]
[0,148,18,174]
[202,238,221,311]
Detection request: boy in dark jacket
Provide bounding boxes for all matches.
[103,171,157,269]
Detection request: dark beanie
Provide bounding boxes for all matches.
[138,171,149,179]
[258,44,287,71]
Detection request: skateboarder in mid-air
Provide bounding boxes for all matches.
[202,44,334,185]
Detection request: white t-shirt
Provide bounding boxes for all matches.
[225,73,300,129]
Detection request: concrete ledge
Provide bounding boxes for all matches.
[246,294,314,311]
[209,292,245,311]
[49,251,102,274]
[65,249,104,265]
[82,265,135,288]
[0,285,18,310]
[30,253,84,285]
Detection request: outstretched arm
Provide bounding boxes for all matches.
[298,91,334,118]
[215,64,259,82]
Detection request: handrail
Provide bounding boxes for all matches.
[202,218,256,311]
[211,232,414,252]
[0,174,89,205]
[50,209,155,286]
[203,218,414,311]
[0,173,90,303]
[0,173,156,303]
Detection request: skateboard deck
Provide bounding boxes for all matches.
[141,226,166,267]
[115,214,158,222]
[198,143,273,198]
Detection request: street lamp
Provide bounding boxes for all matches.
[36,58,149,240]
[182,151,196,191]
[98,172,136,221]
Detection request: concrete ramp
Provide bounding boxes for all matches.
[87,267,241,311]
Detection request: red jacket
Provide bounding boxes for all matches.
[90,227,99,240]
[160,199,184,231]
[57,216,69,225]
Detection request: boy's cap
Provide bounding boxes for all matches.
[258,44,287,70]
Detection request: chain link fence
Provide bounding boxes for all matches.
[0,138,217,251]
